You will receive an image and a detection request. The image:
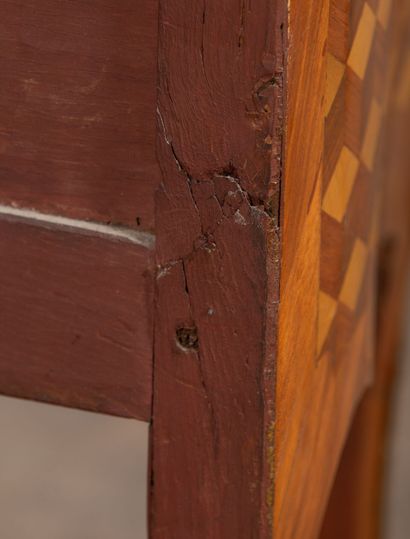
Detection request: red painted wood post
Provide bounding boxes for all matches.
[149,1,285,537]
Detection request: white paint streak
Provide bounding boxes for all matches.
[233,209,247,226]
[0,204,155,249]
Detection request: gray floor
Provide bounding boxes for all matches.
[0,397,148,539]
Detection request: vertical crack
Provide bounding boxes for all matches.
[181,258,219,454]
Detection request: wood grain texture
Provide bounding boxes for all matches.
[150,1,284,537]
[0,215,154,420]
[0,0,160,230]
[275,0,407,537]
[274,1,375,538]
[0,2,406,536]
[274,0,328,534]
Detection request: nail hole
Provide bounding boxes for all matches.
[176,327,199,351]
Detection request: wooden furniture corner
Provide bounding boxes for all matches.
[0,1,409,537]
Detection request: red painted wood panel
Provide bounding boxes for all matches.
[0,0,160,230]
[0,214,154,420]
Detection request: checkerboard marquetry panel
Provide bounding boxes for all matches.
[318,0,392,359]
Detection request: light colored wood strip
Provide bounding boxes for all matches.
[318,291,338,353]
[361,99,383,171]
[339,238,368,310]
[377,0,393,29]
[322,146,360,222]
[347,4,376,79]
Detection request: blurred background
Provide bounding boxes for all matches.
[0,396,148,538]
[384,289,410,539]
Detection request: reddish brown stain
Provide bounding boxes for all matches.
[0,0,161,229]
[150,1,284,537]
[0,216,154,420]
